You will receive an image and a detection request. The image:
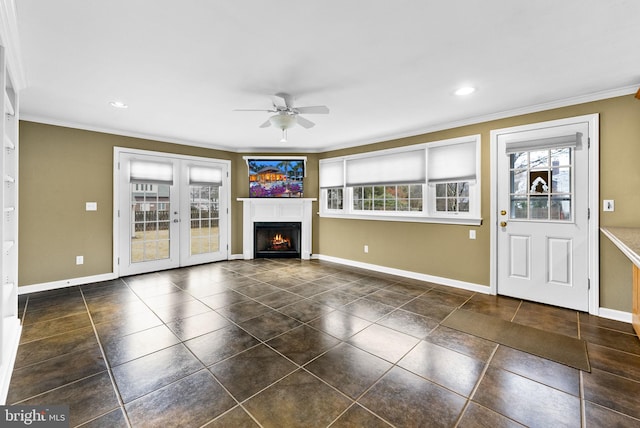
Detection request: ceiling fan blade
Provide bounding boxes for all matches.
[294,105,330,114]
[259,119,271,128]
[233,108,276,112]
[296,115,315,129]
[273,92,293,109]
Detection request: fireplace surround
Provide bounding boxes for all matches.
[238,198,315,260]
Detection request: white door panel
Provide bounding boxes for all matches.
[497,120,590,311]
[117,150,229,276]
[509,234,530,279]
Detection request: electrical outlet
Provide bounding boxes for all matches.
[76,255,84,265]
[364,245,369,253]
[603,200,615,212]
[469,230,476,240]
[86,202,97,211]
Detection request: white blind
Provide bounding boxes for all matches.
[319,159,344,188]
[427,141,477,183]
[189,166,223,186]
[345,149,426,186]
[130,160,173,185]
[505,133,579,154]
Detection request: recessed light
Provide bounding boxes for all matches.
[109,101,128,109]
[455,86,476,96]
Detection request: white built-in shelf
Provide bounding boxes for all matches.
[3,134,15,150]
[2,282,14,306]
[3,175,14,183]
[4,91,14,116]
[3,241,14,252]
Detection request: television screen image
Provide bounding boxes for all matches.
[248,159,304,198]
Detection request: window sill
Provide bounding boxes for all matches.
[319,212,482,226]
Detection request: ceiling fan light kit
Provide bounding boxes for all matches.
[269,114,297,143]
[235,93,329,143]
[269,113,297,130]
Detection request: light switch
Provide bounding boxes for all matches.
[603,200,614,212]
[469,230,476,240]
[86,202,97,211]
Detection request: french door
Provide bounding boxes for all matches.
[493,116,595,311]
[116,149,229,276]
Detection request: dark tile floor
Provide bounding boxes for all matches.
[8,259,640,427]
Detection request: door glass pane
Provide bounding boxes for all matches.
[510,152,528,169]
[190,185,220,256]
[511,197,528,219]
[550,197,571,220]
[510,170,527,194]
[529,150,549,168]
[130,183,171,262]
[529,196,549,219]
[551,148,571,166]
[509,147,573,222]
[552,167,571,193]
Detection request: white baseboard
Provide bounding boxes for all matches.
[229,254,245,260]
[315,254,491,295]
[18,272,118,295]
[597,307,632,324]
[0,318,21,404]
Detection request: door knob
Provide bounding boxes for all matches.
[500,210,507,216]
[173,219,179,223]
[500,221,507,227]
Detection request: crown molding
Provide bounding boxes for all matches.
[322,84,640,152]
[21,84,639,155]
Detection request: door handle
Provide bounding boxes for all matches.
[173,219,180,223]
[500,221,507,227]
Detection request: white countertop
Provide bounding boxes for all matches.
[601,227,640,269]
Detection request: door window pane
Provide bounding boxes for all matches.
[130,183,171,262]
[190,185,220,256]
[509,148,573,222]
[510,197,528,219]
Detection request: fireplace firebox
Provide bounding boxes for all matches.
[254,222,301,258]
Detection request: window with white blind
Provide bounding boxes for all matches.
[319,135,481,224]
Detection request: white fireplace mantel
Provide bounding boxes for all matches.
[237,198,316,260]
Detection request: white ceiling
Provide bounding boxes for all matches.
[14,0,640,153]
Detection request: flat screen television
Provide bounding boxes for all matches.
[248,159,304,198]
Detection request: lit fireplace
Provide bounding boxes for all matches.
[269,234,291,251]
[254,222,301,258]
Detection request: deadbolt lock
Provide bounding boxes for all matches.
[500,210,507,216]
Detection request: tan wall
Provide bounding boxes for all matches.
[19,122,235,285]
[18,94,640,313]
[319,94,640,311]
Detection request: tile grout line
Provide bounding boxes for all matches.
[453,344,501,427]
[79,286,133,428]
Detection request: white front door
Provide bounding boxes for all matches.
[117,150,229,276]
[495,118,592,311]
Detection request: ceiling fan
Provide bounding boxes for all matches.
[234,93,330,142]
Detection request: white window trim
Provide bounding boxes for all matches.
[319,135,482,225]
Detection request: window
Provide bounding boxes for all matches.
[505,133,577,222]
[353,185,423,212]
[435,182,469,213]
[319,135,481,224]
[326,188,344,210]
